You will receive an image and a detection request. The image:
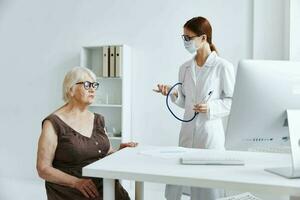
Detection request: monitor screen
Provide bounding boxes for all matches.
[226,60,300,151]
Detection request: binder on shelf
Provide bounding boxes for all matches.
[109,46,115,77]
[115,46,123,77]
[102,46,109,77]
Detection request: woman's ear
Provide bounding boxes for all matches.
[69,87,75,98]
[202,34,207,42]
[194,37,202,47]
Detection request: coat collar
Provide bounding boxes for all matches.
[187,51,217,85]
[193,51,217,68]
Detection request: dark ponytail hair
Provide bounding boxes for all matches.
[184,16,218,53]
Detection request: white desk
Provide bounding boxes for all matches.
[82,146,300,200]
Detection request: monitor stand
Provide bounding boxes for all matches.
[265,109,300,178]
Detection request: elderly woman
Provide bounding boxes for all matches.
[37,67,136,200]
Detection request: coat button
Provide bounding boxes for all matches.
[98,150,102,153]
[95,141,98,145]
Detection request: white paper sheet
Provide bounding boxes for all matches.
[138,146,197,159]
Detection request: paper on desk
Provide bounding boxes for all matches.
[139,146,196,159]
[216,192,262,200]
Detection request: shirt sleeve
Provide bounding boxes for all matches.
[207,62,235,120]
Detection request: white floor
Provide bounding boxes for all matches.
[124,182,288,200]
[124,182,190,200]
[0,178,290,200]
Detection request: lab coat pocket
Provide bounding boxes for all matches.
[207,78,220,97]
[203,119,225,149]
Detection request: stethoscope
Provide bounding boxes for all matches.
[166,82,213,122]
[164,62,214,122]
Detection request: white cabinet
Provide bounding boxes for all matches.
[80,45,132,149]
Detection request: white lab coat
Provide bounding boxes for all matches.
[165,51,235,200]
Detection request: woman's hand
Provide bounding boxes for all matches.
[193,103,209,113]
[73,178,99,199]
[153,84,178,97]
[119,142,138,150]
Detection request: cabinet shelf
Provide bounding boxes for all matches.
[90,104,122,108]
[108,136,122,140]
[97,77,122,80]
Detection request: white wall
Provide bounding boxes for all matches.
[289,0,300,61]
[0,0,290,185]
[252,0,289,60]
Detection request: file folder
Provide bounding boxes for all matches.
[115,46,123,77]
[109,46,115,77]
[102,46,109,77]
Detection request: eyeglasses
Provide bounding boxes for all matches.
[181,35,198,42]
[76,81,100,90]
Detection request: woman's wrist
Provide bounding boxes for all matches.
[70,177,80,188]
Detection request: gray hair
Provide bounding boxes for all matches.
[62,66,96,102]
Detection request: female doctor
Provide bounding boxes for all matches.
[155,16,235,200]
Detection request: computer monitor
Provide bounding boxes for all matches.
[225,60,300,178]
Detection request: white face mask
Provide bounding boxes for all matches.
[183,39,199,54]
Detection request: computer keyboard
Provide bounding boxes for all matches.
[217,192,261,200]
[180,150,245,165]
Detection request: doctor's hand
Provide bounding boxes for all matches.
[193,103,209,113]
[153,84,178,97]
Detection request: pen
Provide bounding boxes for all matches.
[201,90,214,103]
